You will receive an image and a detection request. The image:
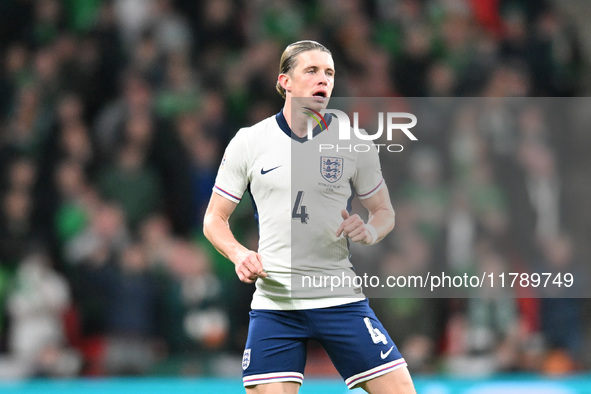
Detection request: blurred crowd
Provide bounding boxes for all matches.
[0,0,589,379]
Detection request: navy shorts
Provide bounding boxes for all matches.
[242,299,406,389]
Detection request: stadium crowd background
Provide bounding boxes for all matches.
[0,0,589,380]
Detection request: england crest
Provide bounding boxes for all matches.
[242,349,251,370]
[321,156,343,183]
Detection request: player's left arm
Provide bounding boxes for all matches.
[336,184,395,245]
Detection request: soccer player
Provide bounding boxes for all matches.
[203,40,416,393]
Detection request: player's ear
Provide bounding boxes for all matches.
[278,73,291,94]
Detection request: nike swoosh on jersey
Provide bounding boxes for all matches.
[261,165,282,175]
[380,346,394,359]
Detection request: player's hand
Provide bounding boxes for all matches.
[234,250,267,284]
[336,209,373,245]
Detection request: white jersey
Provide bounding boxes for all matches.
[213,110,384,310]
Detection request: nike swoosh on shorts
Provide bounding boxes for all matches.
[380,346,394,359]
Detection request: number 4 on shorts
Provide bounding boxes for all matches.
[364,317,388,345]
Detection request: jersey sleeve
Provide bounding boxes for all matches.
[352,144,384,200]
[213,129,249,204]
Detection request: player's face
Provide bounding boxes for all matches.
[287,50,335,105]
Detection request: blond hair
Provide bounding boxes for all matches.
[276,40,331,99]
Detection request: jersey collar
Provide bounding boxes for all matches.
[275,109,333,143]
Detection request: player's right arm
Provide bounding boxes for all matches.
[203,129,266,284]
[203,193,267,284]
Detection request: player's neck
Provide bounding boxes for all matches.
[283,98,308,138]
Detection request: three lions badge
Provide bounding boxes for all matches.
[242,349,251,370]
[321,156,343,183]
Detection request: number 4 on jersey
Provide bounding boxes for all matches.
[364,317,388,345]
[292,191,309,224]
